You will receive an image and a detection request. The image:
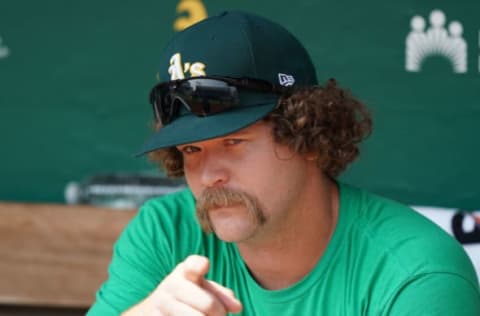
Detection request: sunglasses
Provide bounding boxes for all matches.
[149,76,289,126]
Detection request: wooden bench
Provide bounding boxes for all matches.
[0,202,136,310]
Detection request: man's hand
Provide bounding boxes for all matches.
[122,255,243,316]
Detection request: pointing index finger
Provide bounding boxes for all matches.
[204,280,243,313]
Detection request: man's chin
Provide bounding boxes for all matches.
[212,227,256,243]
[209,210,258,242]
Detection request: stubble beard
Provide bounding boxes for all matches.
[195,187,267,237]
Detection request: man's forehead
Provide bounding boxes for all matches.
[228,121,268,135]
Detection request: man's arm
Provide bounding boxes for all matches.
[384,273,480,315]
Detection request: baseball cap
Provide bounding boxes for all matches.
[137,11,317,155]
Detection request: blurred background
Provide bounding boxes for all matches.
[0,0,479,314]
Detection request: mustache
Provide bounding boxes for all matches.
[195,187,265,233]
[197,187,255,210]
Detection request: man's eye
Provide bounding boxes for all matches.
[180,146,200,154]
[224,139,244,146]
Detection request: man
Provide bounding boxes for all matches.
[88,11,480,315]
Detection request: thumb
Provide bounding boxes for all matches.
[181,255,210,285]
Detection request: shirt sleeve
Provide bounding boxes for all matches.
[384,273,480,316]
[87,203,175,316]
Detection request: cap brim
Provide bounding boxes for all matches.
[135,102,276,156]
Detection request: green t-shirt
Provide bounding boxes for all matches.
[88,183,480,315]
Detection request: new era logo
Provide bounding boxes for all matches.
[278,73,295,86]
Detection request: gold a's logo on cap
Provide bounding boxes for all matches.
[168,53,206,80]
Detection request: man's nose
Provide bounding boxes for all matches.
[200,153,229,188]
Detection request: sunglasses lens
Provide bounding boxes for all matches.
[150,86,175,125]
[177,79,239,116]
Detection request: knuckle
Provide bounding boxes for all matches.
[147,290,173,315]
[156,291,173,306]
[203,297,216,310]
[159,268,185,291]
[223,288,235,297]
[201,296,225,315]
[157,277,172,292]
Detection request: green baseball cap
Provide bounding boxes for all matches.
[138,11,317,155]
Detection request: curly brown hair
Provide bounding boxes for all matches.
[148,79,372,178]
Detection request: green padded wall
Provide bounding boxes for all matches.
[0,0,478,210]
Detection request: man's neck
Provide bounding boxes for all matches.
[236,177,339,290]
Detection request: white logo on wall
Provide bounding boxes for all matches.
[0,36,10,59]
[406,10,467,73]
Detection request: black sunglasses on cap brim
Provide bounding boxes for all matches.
[149,76,290,126]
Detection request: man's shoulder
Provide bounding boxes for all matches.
[340,183,477,281]
[341,182,453,242]
[339,182,429,236]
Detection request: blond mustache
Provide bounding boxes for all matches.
[196,187,266,233]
